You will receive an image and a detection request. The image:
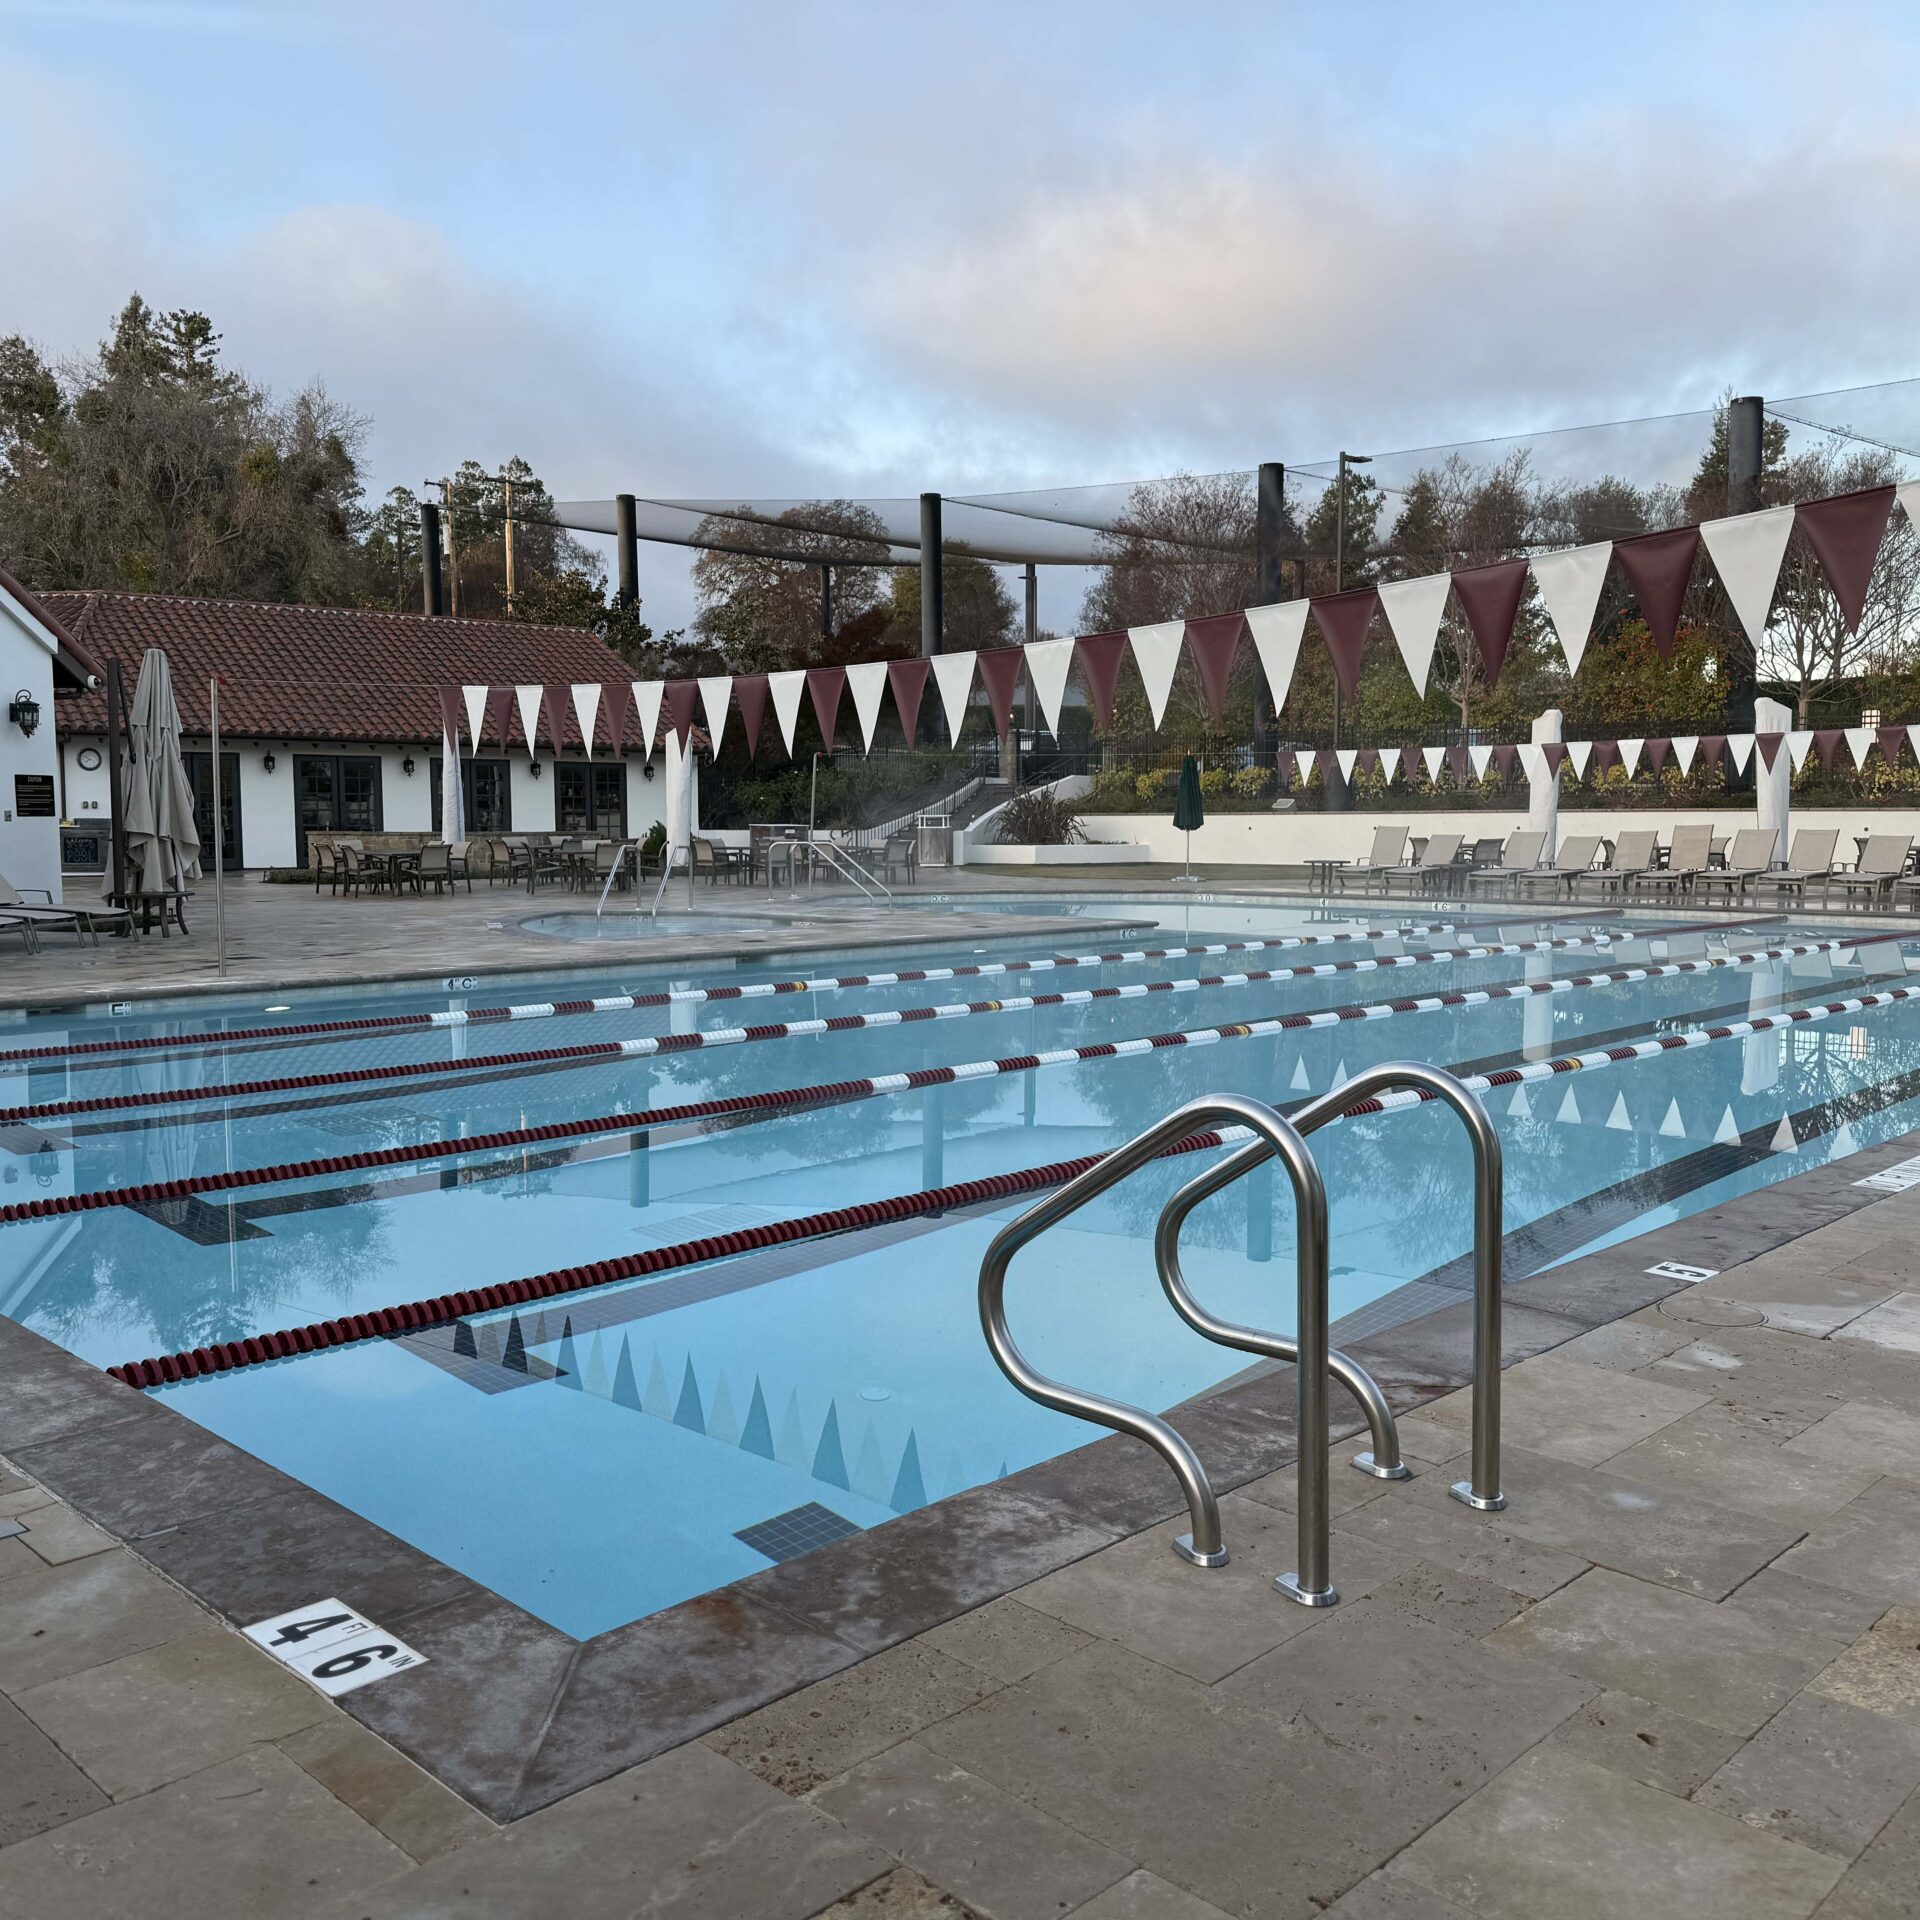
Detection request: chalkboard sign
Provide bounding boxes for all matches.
[13,774,54,818]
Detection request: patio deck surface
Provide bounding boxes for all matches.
[3,1128,1920,1916]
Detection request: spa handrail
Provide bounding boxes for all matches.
[978,1091,1343,1605]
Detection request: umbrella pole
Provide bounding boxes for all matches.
[210,676,226,976]
[106,660,129,910]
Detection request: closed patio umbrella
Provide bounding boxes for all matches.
[1172,754,1204,884]
[124,648,201,902]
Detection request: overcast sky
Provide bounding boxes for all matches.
[4,0,1918,631]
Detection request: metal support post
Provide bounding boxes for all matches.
[615,494,639,609]
[919,493,943,660]
[1725,395,1765,793]
[419,502,444,616]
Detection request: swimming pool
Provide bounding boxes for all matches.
[3,894,1916,1636]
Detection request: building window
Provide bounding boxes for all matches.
[431,758,512,835]
[294,754,383,859]
[554,762,626,836]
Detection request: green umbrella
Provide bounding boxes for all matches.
[1172,754,1204,882]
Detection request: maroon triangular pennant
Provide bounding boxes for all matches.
[1878,725,1907,769]
[1315,747,1342,781]
[734,675,769,758]
[1813,727,1843,772]
[1755,731,1785,771]
[1592,739,1621,772]
[804,666,845,753]
[602,683,628,760]
[1355,747,1381,780]
[438,686,464,752]
[1540,741,1568,777]
[1490,742,1518,778]
[885,658,930,745]
[1644,737,1671,774]
[1698,734,1726,771]
[542,681,571,759]
[1795,485,1897,635]
[484,684,514,752]
[1614,526,1700,661]
[1309,589,1378,702]
[1450,559,1529,685]
[976,647,1025,741]
[663,679,699,748]
[1184,611,1247,723]
[1075,631,1129,730]
[1447,744,1469,784]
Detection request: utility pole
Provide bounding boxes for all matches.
[426,479,460,616]
[500,471,516,616]
[418,501,444,615]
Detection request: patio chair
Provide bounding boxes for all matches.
[1692,827,1779,903]
[1580,828,1660,898]
[335,845,377,897]
[1386,831,1463,895]
[1515,833,1603,899]
[1752,828,1841,910]
[446,840,473,892]
[1464,830,1546,896]
[487,837,529,887]
[1334,825,1408,896]
[0,874,134,945]
[416,842,455,894]
[879,832,918,885]
[1829,833,1913,912]
[690,838,740,885]
[1633,823,1715,896]
[1468,836,1505,869]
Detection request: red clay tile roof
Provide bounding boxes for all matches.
[0,564,106,691]
[44,590,639,751]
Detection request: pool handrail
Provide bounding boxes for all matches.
[1157,1060,1505,1513]
[978,1091,1341,1604]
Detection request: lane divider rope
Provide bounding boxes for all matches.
[104,949,1915,1389]
[8,932,1866,1228]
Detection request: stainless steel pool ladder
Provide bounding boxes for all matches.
[977,1065,1504,1610]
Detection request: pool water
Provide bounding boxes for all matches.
[3,895,1915,1636]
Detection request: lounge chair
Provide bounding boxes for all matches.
[1633,823,1715,896]
[1335,825,1409,897]
[0,910,40,952]
[1829,834,1913,912]
[1515,834,1603,899]
[0,875,134,945]
[1751,828,1841,910]
[1464,829,1546,896]
[1692,827,1779,903]
[1386,831,1463,896]
[1580,829,1660,898]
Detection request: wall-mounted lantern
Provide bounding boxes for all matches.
[8,690,42,737]
[402,753,416,776]
[263,751,277,773]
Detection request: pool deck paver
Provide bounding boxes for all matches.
[6,1123,1920,1909]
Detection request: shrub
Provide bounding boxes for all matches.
[1198,766,1231,799]
[1086,768,1136,811]
[997,788,1086,845]
[1230,766,1273,803]
[1135,768,1175,805]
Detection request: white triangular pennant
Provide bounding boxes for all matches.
[1671,735,1697,776]
[1714,1105,1741,1145]
[1128,621,1186,729]
[1422,746,1447,782]
[845,662,888,754]
[461,683,487,750]
[1606,1092,1632,1131]
[768,670,807,757]
[1376,573,1452,694]
[1023,637,1075,738]
[632,681,664,761]
[930,652,977,746]
[697,675,732,756]
[515,684,543,759]
[1899,479,1920,531]
[1530,541,1612,674]
[1468,743,1493,779]
[1377,747,1401,784]
[1568,740,1593,780]
[1508,1085,1533,1118]
[1518,745,1543,784]
[1699,504,1794,649]
[1770,1114,1797,1151]
[1617,738,1643,779]
[1832,1120,1860,1158]
[1788,730,1815,771]
[1729,733,1755,774]
[1335,748,1358,782]
[1556,1086,1582,1125]
[1331,1059,1349,1086]
[1844,726,1872,769]
[570,682,602,760]
[1245,600,1310,713]
[1659,1098,1686,1138]
[1910,724,1920,766]
[1290,1056,1311,1091]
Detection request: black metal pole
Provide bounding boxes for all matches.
[918,493,943,659]
[105,658,128,907]
[1255,462,1286,758]
[1725,394,1764,794]
[615,493,639,609]
[419,502,444,616]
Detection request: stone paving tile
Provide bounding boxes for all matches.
[0,1745,410,1920]
[1835,1291,1920,1357]
[705,1640,1001,1797]
[1417,1354,1710,1466]
[1601,1403,1883,1528]
[276,1718,493,1865]
[1322,1872,1478,1919]
[0,1484,57,1519]
[1394,1745,1843,1920]
[0,1318,167,1454]
[1809,1789,1920,1919]
[15,1503,115,1565]
[1501,1254,1692,1328]
[352,1742,887,1920]
[1234,1453,1417,1517]
[0,1548,209,1693]
[815,1864,981,1917]
[1808,1606,1920,1722]
[1776,1478,1920,1609]
[1644,1323,1920,1425]
[1228,1608,1593,1803]
[1722,1569,1892,1646]
[1553,1318,1691,1373]
[1345,1300,1591,1399]
[1488,1567,1840,1735]
[0,1691,109,1845]
[1345,1560,1529,1640]
[1333,1477,1591,1601]
[1460,1445,1805,1601]
[1701,1265,1898,1338]
[920,1639,1460,1920]
[1379,1413,1465,1464]
[1784,1399,1920,1470]
[14,1625,328,1799]
[815,1739,1133,1920]
[1544,1687,1744,1798]
[0,1537,40,1581]
[1695,1692,1920,1860]
[1066,1867,1236,1919]
[917,1597,1093,1686]
[1013,1493,1406,1684]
